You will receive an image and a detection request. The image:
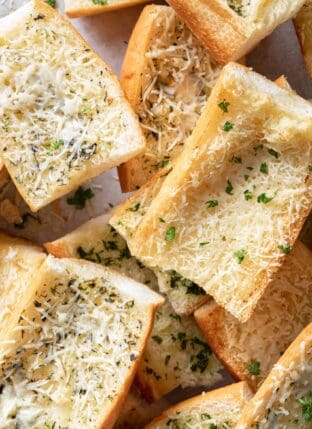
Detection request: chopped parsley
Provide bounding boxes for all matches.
[206,199,219,208]
[260,162,268,174]
[244,174,249,181]
[200,413,211,421]
[268,148,279,158]
[2,119,9,129]
[247,360,261,376]
[199,242,209,247]
[127,202,140,212]
[152,335,162,344]
[309,165,312,171]
[159,217,166,223]
[226,180,234,195]
[218,99,230,112]
[244,189,253,200]
[91,0,108,4]
[277,243,292,254]
[257,193,274,204]
[299,390,312,422]
[164,355,171,365]
[222,121,234,132]
[231,155,242,164]
[169,271,205,296]
[49,139,64,153]
[47,0,56,6]
[67,187,94,210]
[234,249,246,264]
[165,227,176,242]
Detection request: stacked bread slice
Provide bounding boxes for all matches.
[65,0,148,18]
[294,1,312,77]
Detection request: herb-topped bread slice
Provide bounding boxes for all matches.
[166,0,305,64]
[45,215,222,401]
[130,62,312,323]
[194,241,312,391]
[65,0,148,18]
[235,322,312,428]
[0,0,145,212]
[110,169,209,316]
[294,1,312,77]
[0,232,46,361]
[146,382,253,429]
[118,5,222,191]
[0,255,163,428]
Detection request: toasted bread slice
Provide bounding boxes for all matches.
[294,1,312,77]
[0,232,46,360]
[0,255,163,428]
[235,322,312,428]
[118,5,222,191]
[195,241,312,391]
[130,62,312,322]
[0,0,145,212]
[45,216,222,401]
[146,382,253,429]
[166,0,305,64]
[0,162,9,190]
[65,0,148,18]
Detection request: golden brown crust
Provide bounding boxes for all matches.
[65,0,148,18]
[235,322,312,427]
[294,1,312,77]
[44,241,71,258]
[118,5,168,192]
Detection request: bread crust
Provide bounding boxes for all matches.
[0,0,145,212]
[65,0,148,18]
[145,381,253,429]
[235,322,312,428]
[294,1,312,77]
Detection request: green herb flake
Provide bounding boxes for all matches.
[206,199,219,208]
[91,0,108,4]
[127,202,140,212]
[309,165,312,171]
[49,139,64,152]
[244,174,249,181]
[257,193,274,204]
[2,119,9,129]
[200,413,211,421]
[164,355,171,366]
[165,227,176,242]
[268,148,279,159]
[225,180,234,195]
[152,335,162,344]
[199,242,209,247]
[222,121,234,132]
[246,166,254,171]
[234,249,246,264]
[244,190,253,200]
[260,162,269,174]
[277,243,292,254]
[247,361,261,376]
[47,0,56,7]
[299,390,312,422]
[218,99,230,113]
[67,187,94,210]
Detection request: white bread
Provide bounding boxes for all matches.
[294,1,312,77]
[118,5,222,191]
[194,241,312,391]
[235,322,312,428]
[145,381,253,429]
[166,0,305,64]
[45,216,222,401]
[65,0,148,18]
[130,62,312,322]
[0,0,145,212]
[0,255,163,428]
[0,232,46,360]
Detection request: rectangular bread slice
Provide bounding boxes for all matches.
[0,0,145,212]
[194,241,312,391]
[0,232,46,360]
[130,62,312,322]
[235,322,312,428]
[118,4,222,191]
[166,0,305,63]
[65,0,148,18]
[45,216,222,402]
[146,382,253,429]
[0,255,163,429]
[294,1,312,77]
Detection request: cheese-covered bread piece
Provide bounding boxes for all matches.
[65,0,148,18]
[118,5,222,191]
[45,216,222,401]
[195,241,312,391]
[294,1,312,77]
[0,232,46,360]
[131,62,312,322]
[0,255,163,428]
[0,0,145,212]
[167,0,305,63]
[235,322,312,428]
[146,382,253,429]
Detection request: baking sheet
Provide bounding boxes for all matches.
[0,0,311,410]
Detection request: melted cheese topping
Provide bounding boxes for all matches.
[0,258,149,428]
[0,5,142,210]
[128,7,221,186]
[132,67,312,322]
